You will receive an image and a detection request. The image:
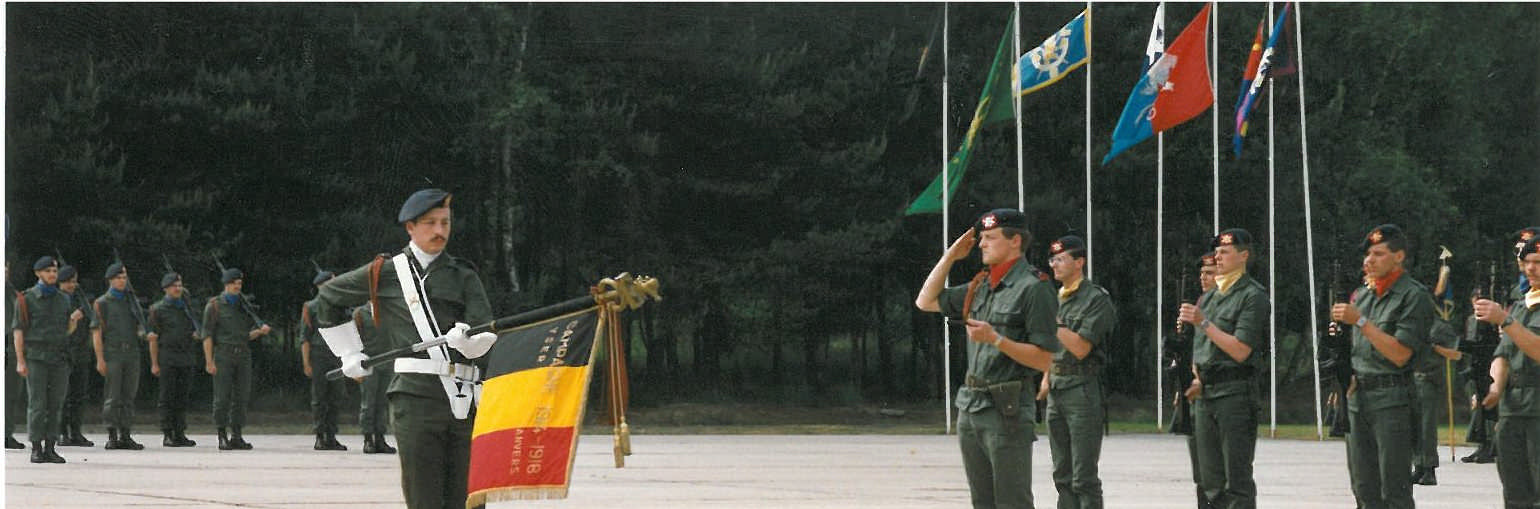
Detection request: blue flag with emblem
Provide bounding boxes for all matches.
[1015,9,1090,97]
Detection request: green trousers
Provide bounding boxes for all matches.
[389,390,481,509]
[25,357,70,442]
[1497,416,1540,508]
[5,352,26,439]
[1187,434,1210,508]
[211,351,252,427]
[1412,373,1442,471]
[1192,391,1257,509]
[1047,379,1104,509]
[62,358,94,431]
[309,359,347,434]
[359,363,394,434]
[958,404,1036,509]
[1346,398,1416,509]
[102,356,140,429]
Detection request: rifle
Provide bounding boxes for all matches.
[111,248,152,338]
[1164,265,1195,435]
[161,254,203,331]
[1320,259,1354,437]
[212,256,266,328]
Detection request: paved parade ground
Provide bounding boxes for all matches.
[4,432,1506,508]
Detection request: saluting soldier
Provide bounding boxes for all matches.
[1041,234,1115,509]
[12,256,83,463]
[201,267,272,450]
[301,269,348,451]
[1331,224,1433,509]
[147,272,200,447]
[1473,233,1540,507]
[57,264,99,447]
[355,303,397,454]
[5,263,29,450]
[916,208,1060,509]
[309,189,497,509]
[1177,229,1269,509]
[94,261,148,450]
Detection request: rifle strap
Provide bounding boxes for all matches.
[15,292,27,328]
[368,255,386,328]
[962,269,988,322]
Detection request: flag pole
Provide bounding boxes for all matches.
[1266,1,1278,440]
[1085,1,1093,280]
[1293,1,1325,441]
[1014,3,1024,213]
[941,2,954,435]
[1210,2,1219,235]
[1157,131,1165,431]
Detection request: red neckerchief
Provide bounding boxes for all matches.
[1372,267,1404,297]
[989,257,1021,289]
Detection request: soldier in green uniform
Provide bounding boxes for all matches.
[93,262,148,450]
[201,267,272,450]
[57,264,99,447]
[309,189,497,509]
[1177,229,1269,509]
[5,264,28,450]
[12,256,83,463]
[1411,257,1462,486]
[916,208,1060,509]
[1040,235,1115,509]
[1473,234,1540,507]
[1331,224,1433,509]
[301,269,348,451]
[355,303,397,454]
[147,272,200,447]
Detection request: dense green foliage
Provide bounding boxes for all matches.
[6,3,1536,417]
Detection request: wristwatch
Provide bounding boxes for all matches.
[1198,319,1211,331]
[1355,316,1367,328]
[993,335,1005,348]
[1502,315,1516,328]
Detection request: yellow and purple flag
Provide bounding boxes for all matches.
[1233,3,1292,157]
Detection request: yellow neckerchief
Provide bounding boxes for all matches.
[1527,286,1540,309]
[1215,267,1246,294]
[1058,275,1084,301]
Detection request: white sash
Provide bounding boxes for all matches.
[391,253,478,419]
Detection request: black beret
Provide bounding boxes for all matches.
[1360,224,1406,253]
[104,262,126,280]
[312,270,335,286]
[32,256,57,271]
[398,188,452,223]
[1519,236,1540,260]
[58,265,78,281]
[1212,228,1253,250]
[976,208,1027,232]
[1200,252,1217,267]
[160,272,181,289]
[221,268,244,284]
[1514,227,1540,257]
[1049,235,1087,257]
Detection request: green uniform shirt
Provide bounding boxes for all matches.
[1415,318,1458,374]
[1052,279,1116,390]
[938,260,1060,414]
[11,284,75,363]
[1350,275,1433,376]
[1496,300,1540,417]
[311,249,492,402]
[148,296,201,367]
[95,291,145,362]
[301,299,339,365]
[1192,273,1269,399]
[63,291,98,363]
[201,293,262,350]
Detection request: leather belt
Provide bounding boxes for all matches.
[1357,373,1413,391]
[1199,365,1255,386]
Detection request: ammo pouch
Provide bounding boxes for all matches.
[988,380,1025,418]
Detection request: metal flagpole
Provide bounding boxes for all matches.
[1267,1,1278,439]
[941,2,954,435]
[1157,132,1165,431]
[1210,2,1219,234]
[1293,1,1325,441]
[1085,1,1093,279]
[1015,3,1025,212]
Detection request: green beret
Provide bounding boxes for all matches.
[161,272,181,289]
[221,268,244,284]
[32,256,58,271]
[104,262,126,280]
[58,265,78,281]
[398,188,452,223]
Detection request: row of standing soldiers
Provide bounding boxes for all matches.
[6,258,397,463]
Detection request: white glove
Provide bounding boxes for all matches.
[341,352,372,379]
[445,322,498,359]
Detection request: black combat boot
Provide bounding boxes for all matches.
[5,435,24,449]
[42,440,65,463]
[69,424,94,447]
[218,427,233,450]
[104,428,123,450]
[361,433,378,453]
[323,432,347,451]
[119,428,144,450]
[30,441,46,463]
[57,424,82,446]
[1462,441,1497,463]
[230,426,253,450]
[174,427,196,447]
[1414,467,1437,486]
[314,432,329,450]
[373,433,396,454]
[163,429,178,447]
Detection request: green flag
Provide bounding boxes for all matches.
[905,11,1017,216]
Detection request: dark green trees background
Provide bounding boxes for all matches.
[6,3,1537,419]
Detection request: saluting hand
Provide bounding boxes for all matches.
[1330,303,1361,325]
[944,228,977,262]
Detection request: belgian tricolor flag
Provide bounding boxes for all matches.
[466,307,603,504]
